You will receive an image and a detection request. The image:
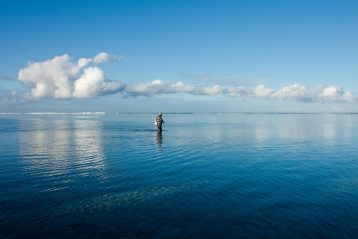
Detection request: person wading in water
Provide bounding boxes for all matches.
[155,113,165,131]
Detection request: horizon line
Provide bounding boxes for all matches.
[1,112,358,115]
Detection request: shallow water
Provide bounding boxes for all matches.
[1,113,358,238]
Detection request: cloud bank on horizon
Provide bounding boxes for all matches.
[126,80,355,103]
[0,53,356,104]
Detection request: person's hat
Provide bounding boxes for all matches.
[158,113,162,116]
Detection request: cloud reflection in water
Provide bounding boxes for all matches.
[20,118,105,179]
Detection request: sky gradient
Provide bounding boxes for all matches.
[1,0,358,112]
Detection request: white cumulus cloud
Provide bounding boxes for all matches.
[125,80,251,97]
[254,85,273,97]
[7,53,357,105]
[270,84,354,103]
[18,53,123,100]
[124,80,356,103]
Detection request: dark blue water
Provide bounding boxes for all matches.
[1,113,358,238]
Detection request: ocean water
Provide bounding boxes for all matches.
[1,113,358,238]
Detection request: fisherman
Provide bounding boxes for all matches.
[155,113,165,131]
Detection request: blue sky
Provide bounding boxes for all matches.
[1,0,358,112]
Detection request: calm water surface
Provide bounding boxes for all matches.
[1,113,358,238]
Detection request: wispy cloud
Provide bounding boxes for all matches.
[1,53,356,104]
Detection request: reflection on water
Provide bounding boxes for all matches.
[254,126,270,143]
[73,120,105,173]
[248,114,356,143]
[2,113,358,239]
[323,118,336,140]
[19,118,105,177]
[156,130,163,149]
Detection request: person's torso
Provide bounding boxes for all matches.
[156,116,163,125]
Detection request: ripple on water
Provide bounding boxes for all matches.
[1,114,358,238]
